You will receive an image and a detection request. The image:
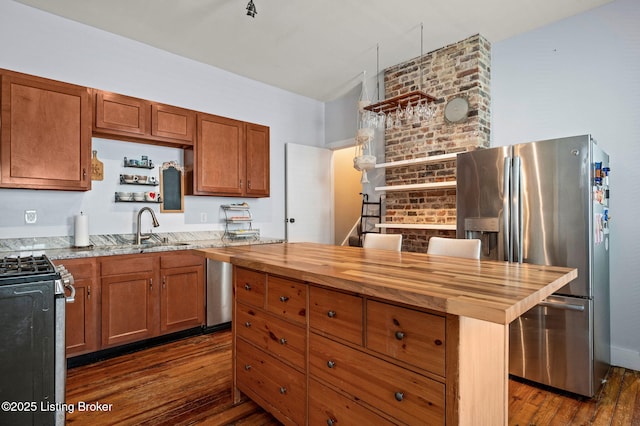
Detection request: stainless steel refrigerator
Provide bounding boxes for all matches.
[456,134,610,397]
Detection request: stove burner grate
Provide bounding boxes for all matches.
[0,255,57,279]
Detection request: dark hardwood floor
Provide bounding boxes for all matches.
[66,331,640,425]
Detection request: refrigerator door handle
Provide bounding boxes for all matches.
[539,300,586,312]
[512,156,522,263]
[503,157,512,262]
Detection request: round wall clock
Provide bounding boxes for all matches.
[444,96,470,123]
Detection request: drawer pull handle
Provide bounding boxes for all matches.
[327,360,336,369]
[327,419,337,426]
[327,310,337,318]
[279,387,287,394]
[244,364,251,370]
[395,331,405,340]
[244,321,251,328]
[244,284,252,291]
[279,338,287,345]
[394,391,404,402]
[279,296,289,302]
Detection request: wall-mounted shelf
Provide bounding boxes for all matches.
[119,175,158,186]
[376,223,456,231]
[123,156,155,169]
[375,153,458,169]
[375,181,457,192]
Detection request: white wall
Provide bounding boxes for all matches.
[492,0,640,369]
[0,0,324,239]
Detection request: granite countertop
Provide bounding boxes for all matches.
[0,231,284,260]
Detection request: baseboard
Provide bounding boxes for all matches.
[67,326,205,369]
[611,345,640,371]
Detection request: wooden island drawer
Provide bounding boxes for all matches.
[309,286,363,345]
[309,378,395,426]
[236,302,305,369]
[266,276,307,324]
[366,300,446,376]
[235,267,266,308]
[236,338,306,426]
[309,333,445,425]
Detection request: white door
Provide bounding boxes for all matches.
[285,143,333,243]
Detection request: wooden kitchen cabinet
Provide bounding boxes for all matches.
[159,252,205,334]
[0,69,91,190]
[93,90,195,147]
[244,122,270,197]
[54,258,99,357]
[233,268,306,425]
[100,254,159,348]
[185,113,269,197]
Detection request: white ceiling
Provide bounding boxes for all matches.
[15,0,614,101]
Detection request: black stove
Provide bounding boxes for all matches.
[0,254,60,286]
[0,253,73,425]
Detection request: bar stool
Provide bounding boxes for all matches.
[362,233,403,252]
[426,236,481,259]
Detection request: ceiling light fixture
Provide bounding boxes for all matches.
[246,0,257,18]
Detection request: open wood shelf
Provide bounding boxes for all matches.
[375,153,458,169]
[375,181,457,192]
[375,223,456,231]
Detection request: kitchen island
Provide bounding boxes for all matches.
[195,242,577,425]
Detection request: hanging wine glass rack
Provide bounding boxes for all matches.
[363,90,437,115]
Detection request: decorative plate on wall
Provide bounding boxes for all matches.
[444,96,470,123]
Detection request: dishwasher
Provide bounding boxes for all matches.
[206,259,233,330]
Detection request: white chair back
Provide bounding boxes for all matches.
[427,236,481,259]
[362,233,403,252]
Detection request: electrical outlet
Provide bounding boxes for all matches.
[25,210,37,224]
[200,212,207,223]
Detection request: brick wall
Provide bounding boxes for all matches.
[382,34,491,252]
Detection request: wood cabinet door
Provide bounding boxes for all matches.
[245,122,270,197]
[55,258,99,357]
[101,271,157,347]
[151,103,195,144]
[160,265,204,334]
[94,90,149,136]
[193,113,245,195]
[0,70,91,190]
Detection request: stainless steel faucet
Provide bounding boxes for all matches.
[135,207,160,245]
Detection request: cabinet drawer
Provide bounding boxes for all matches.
[236,303,305,370]
[309,333,445,426]
[101,254,155,276]
[309,378,395,426]
[366,300,446,376]
[266,276,307,324]
[310,286,362,345]
[160,252,203,269]
[235,268,266,308]
[236,338,305,425]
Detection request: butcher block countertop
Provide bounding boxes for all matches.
[194,242,577,324]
